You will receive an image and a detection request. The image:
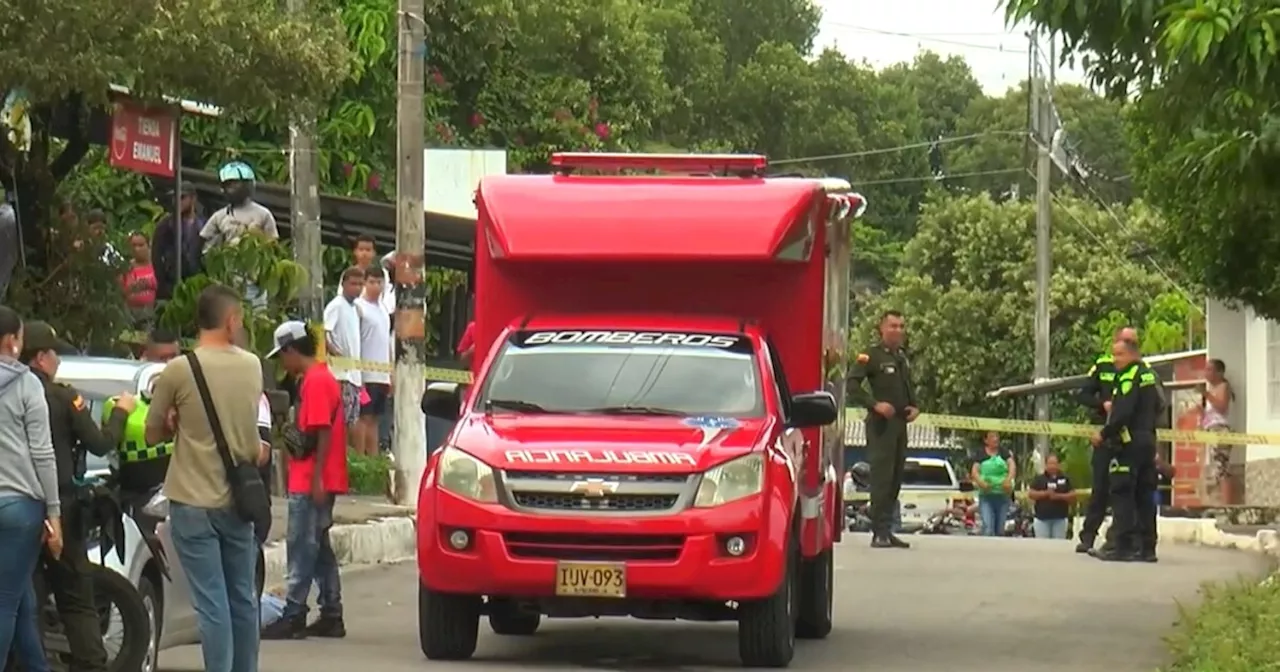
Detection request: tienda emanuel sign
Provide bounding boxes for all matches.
[109,99,177,178]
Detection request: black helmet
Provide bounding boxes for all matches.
[850,461,871,488]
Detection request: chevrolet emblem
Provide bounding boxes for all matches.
[569,478,619,498]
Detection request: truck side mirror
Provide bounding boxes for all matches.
[422,383,462,421]
[789,391,838,428]
[958,481,975,493]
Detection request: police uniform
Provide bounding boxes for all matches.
[101,396,172,497]
[1075,353,1117,551]
[847,343,917,548]
[23,321,119,672]
[1095,360,1162,562]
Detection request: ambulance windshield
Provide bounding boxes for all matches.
[477,330,763,417]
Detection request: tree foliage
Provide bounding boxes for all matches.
[854,192,1184,417]
[1003,0,1280,317]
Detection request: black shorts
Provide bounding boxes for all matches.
[361,383,390,416]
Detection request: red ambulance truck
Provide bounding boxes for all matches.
[416,152,864,667]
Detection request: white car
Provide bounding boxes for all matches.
[896,457,962,531]
[60,356,266,672]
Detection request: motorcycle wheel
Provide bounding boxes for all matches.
[92,566,153,672]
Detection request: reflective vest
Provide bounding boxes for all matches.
[102,398,173,463]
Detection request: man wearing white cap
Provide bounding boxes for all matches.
[261,320,348,640]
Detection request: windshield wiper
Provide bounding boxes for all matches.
[586,405,687,417]
[484,399,555,414]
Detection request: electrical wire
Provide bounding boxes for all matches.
[772,131,1028,165]
[824,21,1031,54]
[853,167,1024,187]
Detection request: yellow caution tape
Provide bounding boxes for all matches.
[843,485,1179,503]
[119,330,1280,445]
[843,409,1280,446]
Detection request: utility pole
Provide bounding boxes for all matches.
[287,0,324,321]
[1032,32,1055,463]
[392,0,427,507]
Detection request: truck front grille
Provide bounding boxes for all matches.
[512,492,679,512]
[501,470,692,514]
[503,532,685,561]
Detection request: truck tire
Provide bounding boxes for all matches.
[737,544,797,668]
[794,548,833,639]
[488,599,541,635]
[418,586,480,660]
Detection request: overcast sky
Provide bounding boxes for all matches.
[814,0,1085,95]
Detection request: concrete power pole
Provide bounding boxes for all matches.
[1032,33,1056,462]
[287,0,324,321]
[392,0,427,507]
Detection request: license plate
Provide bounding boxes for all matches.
[555,562,626,598]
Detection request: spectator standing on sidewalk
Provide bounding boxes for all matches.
[261,320,348,639]
[153,183,205,302]
[1027,453,1074,539]
[0,305,60,672]
[1201,358,1234,502]
[324,267,364,432]
[351,236,395,315]
[971,431,1015,536]
[354,271,391,456]
[144,285,266,672]
[122,231,157,326]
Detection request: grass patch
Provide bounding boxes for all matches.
[1163,573,1280,672]
[347,452,393,496]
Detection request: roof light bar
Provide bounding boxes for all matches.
[550,152,768,176]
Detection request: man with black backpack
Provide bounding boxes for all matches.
[261,320,349,640]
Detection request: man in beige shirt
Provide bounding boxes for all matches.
[145,284,265,672]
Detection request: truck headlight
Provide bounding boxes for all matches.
[694,453,764,507]
[436,447,498,503]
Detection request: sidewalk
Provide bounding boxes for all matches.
[261,494,416,590]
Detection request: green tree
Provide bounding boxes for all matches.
[0,0,349,345]
[944,82,1131,201]
[1001,0,1280,318]
[853,191,1179,417]
[879,52,984,142]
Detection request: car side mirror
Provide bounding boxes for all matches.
[789,391,838,428]
[958,481,975,493]
[422,383,462,421]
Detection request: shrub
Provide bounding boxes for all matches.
[347,452,392,497]
[1163,574,1280,672]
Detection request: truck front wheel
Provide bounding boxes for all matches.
[418,586,480,660]
[737,546,797,667]
[794,548,833,639]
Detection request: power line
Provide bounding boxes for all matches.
[853,167,1023,187]
[772,131,1027,165]
[825,21,1031,54]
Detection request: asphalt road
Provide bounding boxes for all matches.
[158,535,1269,672]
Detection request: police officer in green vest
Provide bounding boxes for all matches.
[1090,338,1162,562]
[847,310,919,549]
[1074,326,1136,553]
[102,385,173,498]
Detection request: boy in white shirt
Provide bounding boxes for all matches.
[354,271,392,456]
[323,267,365,429]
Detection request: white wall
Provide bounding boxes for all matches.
[1225,301,1280,462]
[424,148,507,220]
[1206,299,1248,430]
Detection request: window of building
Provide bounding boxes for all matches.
[1269,321,1280,417]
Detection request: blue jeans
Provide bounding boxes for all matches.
[284,494,341,619]
[169,502,260,672]
[0,495,49,672]
[979,495,1009,537]
[1034,517,1068,539]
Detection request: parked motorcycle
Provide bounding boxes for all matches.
[1003,501,1036,538]
[845,500,873,533]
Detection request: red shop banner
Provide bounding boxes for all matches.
[109,99,177,178]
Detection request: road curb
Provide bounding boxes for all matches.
[262,516,417,588]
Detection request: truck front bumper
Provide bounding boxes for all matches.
[417,488,789,601]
